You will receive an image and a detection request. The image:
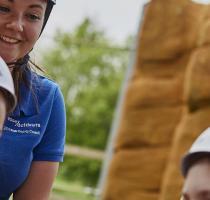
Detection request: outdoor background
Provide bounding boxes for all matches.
[28,0,210,200]
[32,0,145,199]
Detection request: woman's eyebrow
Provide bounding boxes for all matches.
[5,0,44,10]
[29,4,44,10]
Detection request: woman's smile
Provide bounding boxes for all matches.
[0,35,21,44]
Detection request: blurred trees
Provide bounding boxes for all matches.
[41,18,130,186]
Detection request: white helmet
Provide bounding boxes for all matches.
[181,127,210,177]
[0,57,16,113]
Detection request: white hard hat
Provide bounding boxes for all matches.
[0,57,16,113]
[181,127,210,177]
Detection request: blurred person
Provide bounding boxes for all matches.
[0,56,16,131]
[0,0,66,199]
[0,92,6,131]
[180,127,210,200]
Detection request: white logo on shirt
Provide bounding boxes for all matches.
[4,117,41,135]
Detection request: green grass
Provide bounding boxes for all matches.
[52,178,97,200]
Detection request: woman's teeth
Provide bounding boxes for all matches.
[0,35,19,44]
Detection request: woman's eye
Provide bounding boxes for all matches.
[0,6,10,13]
[26,13,41,21]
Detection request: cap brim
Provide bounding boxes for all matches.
[181,152,210,177]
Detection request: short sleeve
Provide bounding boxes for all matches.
[33,86,66,162]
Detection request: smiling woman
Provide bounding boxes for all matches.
[0,0,46,62]
[0,0,66,199]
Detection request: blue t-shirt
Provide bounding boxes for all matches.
[0,69,66,199]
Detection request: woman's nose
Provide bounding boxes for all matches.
[6,17,24,32]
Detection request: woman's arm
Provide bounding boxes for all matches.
[13,161,59,200]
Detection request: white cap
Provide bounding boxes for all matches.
[191,0,210,5]
[189,128,210,153]
[0,57,16,113]
[181,128,210,177]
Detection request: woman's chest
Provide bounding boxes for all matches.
[0,115,47,197]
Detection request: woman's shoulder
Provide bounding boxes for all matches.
[30,72,63,100]
[33,72,59,88]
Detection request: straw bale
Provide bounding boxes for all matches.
[138,1,205,60]
[125,77,183,108]
[184,47,210,110]
[116,106,183,148]
[104,147,169,196]
[102,183,158,200]
[133,53,189,79]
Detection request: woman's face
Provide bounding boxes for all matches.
[0,0,47,63]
